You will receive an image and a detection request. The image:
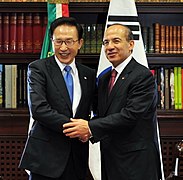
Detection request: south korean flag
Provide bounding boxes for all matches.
[97,0,148,78]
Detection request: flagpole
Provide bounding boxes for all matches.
[157,122,165,180]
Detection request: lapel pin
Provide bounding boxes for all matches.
[84,76,87,80]
[121,77,125,80]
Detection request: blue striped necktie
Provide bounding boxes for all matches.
[64,66,73,103]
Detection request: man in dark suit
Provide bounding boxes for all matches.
[19,17,96,180]
[63,24,161,180]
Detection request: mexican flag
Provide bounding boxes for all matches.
[40,0,69,59]
[28,1,69,131]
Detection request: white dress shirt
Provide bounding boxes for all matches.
[55,56,81,117]
[112,55,132,83]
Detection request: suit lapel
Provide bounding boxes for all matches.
[104,59,136,114]
[74,63,88,116]
[46,57,72,111]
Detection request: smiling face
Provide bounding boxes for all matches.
[103,24,134,67]
[52,24,83,64]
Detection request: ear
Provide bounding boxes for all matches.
[129,40,134,51]
[78,38,84,49]
[51,41,55,53]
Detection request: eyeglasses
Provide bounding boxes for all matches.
[52,39,79,47]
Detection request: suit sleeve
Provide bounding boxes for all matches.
[89,68,157,142]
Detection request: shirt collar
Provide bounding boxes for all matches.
[54,55,77,75]
[113,55,132,74]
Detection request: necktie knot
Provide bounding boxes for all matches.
[111,69,117,77]
[64,65,72,72]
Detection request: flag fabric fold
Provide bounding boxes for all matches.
[89,0,165,180]
[40,1,69,59]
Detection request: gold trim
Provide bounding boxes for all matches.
[48,0,69,4]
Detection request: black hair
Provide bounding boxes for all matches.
[50,17,83,40]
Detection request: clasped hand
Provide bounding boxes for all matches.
[63,118,91,143]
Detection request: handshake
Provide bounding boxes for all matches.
[63,118,91,143]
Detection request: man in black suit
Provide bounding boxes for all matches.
[19,17,96,180]
[63,24,161,180]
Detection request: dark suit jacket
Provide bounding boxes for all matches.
[19,56,96,178]
[89,59,161,180]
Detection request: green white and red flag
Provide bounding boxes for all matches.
[40,0,69,59]
[27,2,70,162]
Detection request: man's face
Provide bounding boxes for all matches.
[103,25,134,67]
[52,25,83,64]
